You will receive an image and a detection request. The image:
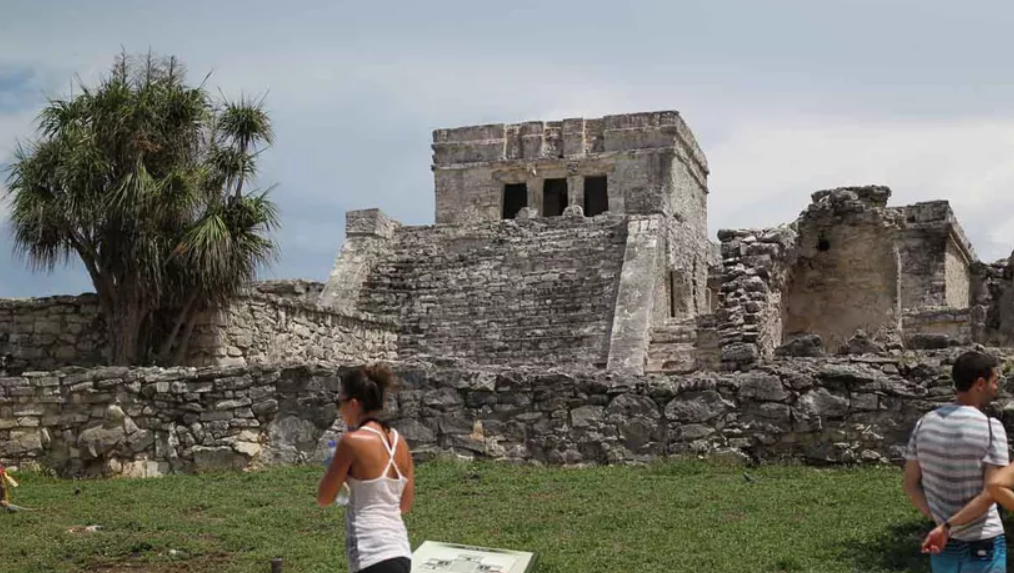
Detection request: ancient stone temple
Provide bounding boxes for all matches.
[4,110,1014,378]
[319,111,715,374]
[317,112,1014,375]
[7,109,1014,475]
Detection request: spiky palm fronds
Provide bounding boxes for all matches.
[3,51,278,365]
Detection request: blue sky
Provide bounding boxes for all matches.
[3,0,1014,296]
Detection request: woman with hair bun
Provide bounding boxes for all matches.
[317,364,415,573]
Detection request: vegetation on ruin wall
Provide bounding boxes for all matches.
[2,459,959,573]
[3,51,278,367]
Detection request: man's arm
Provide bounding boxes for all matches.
[903,460,934,520]
[921,464,1002,553]
[942,464,1003,527]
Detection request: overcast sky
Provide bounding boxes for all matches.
[3,0,1014,297]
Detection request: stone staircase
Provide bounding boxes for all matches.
[646,318,699,372]
[356,216,628,368]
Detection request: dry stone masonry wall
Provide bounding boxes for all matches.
[188,290,397,367]
[3,348,1011,475]
[0,282,396,375]
[0,295,107,373]
[714,226,798,370]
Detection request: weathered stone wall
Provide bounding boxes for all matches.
[607,216,665,374]
[663,161,710,319]
[712,188,986,367]
[357,215,627,369]
[320,209,399,311]
[714,226,798,370]
[0,295,107,374]
[970,258,1014,347]
[3,349,1009,475]
[0,364,347,477]
[893,201,975,311]
[249,279,325,303]
[0,280,384,374]
[431,111,708,225]
[945,238,972,309]
[188,292,398,367]
[903,309,972,348]
[782,190,902,353]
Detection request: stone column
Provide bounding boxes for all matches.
[567,175,583,208]
[526,177,544,216]
[606,215,664,375]
[319,209,399,311]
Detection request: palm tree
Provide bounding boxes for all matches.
[4,51,278,365]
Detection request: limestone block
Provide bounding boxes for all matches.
[798,387,849,419]
[78,425,126,458]
[191,446,246,472]
[570,405,604,428]
[605,393,661,419]
[738,373,789,402]
[232,440,262,458]
[6,429,42,453]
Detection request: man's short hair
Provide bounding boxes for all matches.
[952,351,1000,392]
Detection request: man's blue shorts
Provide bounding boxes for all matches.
[931,534,1006,573]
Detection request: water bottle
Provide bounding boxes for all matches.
[324,439,337,466]
[325,439,350,506]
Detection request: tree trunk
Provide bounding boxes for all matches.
[106,299,147,366]
[173,311,200,366]
[156,292,199,364]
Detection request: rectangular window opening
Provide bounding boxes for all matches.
[542,178,568,217]
[503,183,528,219]
[584,176,608,216]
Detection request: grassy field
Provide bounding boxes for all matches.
[0,458,959,573]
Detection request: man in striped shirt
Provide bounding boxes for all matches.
[904,350,1008,573]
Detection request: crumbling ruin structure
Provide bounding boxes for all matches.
[317,111,1014,375]
[320,111,715,374]
[5,110,1014,379]
[6,109,1014,475]
[714,186,1000,371]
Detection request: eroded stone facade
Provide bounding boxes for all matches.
[709,186,1010,370]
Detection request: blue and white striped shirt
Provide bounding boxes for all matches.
[905,404,1009,541]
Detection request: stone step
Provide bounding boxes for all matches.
[649,321,698,344]
[354,217,630,367]
[646,341,697,373]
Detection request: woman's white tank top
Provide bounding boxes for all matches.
[344,426,412,572]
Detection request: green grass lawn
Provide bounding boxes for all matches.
[0,458,957,573]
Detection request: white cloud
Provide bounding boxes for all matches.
[707,116,1014,261]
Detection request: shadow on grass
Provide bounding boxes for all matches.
[837,519,930,573]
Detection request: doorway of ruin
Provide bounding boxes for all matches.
[502,183,528,219]
[542,179,568,217]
